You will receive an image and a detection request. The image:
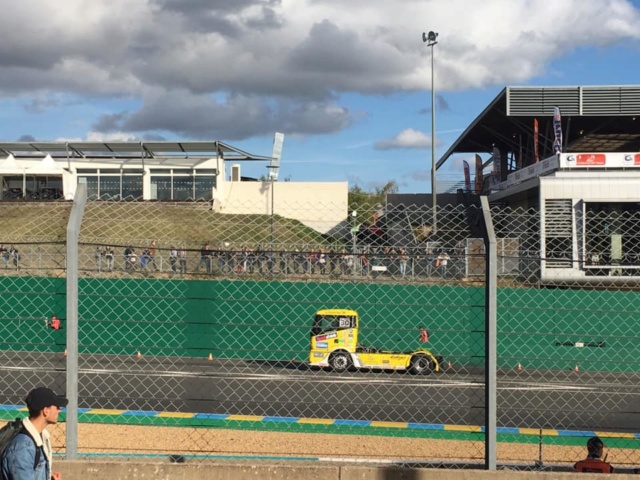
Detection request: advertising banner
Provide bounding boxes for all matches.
[474,154,483,194]
[553,106,563,154]
[463,160,471,191]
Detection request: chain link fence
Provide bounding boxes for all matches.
[491,204,640,471]
[0,197,639,472]
[0,202,70,454]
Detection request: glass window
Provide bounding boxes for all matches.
[150,176,172,200]
[195,169,217,175]
[76,169,98,174]
[122,174,143,199]
[99,168,121,174]
[194,176,215,200]
[173,175,193,200]
[100,176,121,199]
[312,315,355,335]
[79,176,99,199]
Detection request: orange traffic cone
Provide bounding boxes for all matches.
[208,353,213,361]
[136,351,142,360]
[574,364,579,373]
[517,362,523,372]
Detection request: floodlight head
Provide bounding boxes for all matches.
[423,31,438,45]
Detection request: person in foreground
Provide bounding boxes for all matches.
[574,436,614,474]
[1,387,68,480]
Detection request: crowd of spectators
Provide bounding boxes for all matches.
[86,242,462,279]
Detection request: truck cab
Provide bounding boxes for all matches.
[309,308,441,374]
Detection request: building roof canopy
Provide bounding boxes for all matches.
[438,85,640,169]
[0,141,274,163]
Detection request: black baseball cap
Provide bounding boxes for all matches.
[25,387,68,411]
[587,436,605,452]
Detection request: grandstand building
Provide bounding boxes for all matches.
[0,140,348,234]
[439,85,640,283]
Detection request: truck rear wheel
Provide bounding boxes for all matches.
[409,354,433,375]
[329,352,352,372]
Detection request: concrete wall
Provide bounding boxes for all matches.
[219,181,348,234]
[54,461,640,480]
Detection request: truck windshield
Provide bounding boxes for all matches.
[311,315,354,336]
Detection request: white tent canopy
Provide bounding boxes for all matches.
[0,154,24,174]
[25,154,65,175]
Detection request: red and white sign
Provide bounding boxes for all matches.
[635,154,640,165]
[576,154,606,166]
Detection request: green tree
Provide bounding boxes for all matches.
[348,180,398,223]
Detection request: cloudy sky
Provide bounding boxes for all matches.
[2,0,640,192]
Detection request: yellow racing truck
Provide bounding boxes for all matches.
[309,308,443,374]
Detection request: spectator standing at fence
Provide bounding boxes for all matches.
[124,246,137,271]
[307,247,318,275]
[146,241,159,271]
[104,246,114,271]
[194,243,212,274]
[574,436,614,473]
[9,245,20,270]
[437,250,450,278]
[278,248,289,276]
[341,248,353,276]
[177,244,187,274]
[318,249,327,275]
[399,248,410,278]
[1,386,68,480]
[169,246,178,273]
[247,245,258,274]
[292,248,302,274]
[94,246,104,271]
[301,247,310,274]
[0,245,9,269]
[360,250,369,276]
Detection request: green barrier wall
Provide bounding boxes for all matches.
[0,277,638,372]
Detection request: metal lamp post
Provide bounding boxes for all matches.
[351,210,358,253]
[423,30,438,234]
[351,210,358,275]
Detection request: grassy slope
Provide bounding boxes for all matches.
[0,202,329,248]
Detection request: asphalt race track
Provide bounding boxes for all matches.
[1,352,639,434]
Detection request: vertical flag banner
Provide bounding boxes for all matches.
[491,146,501,185]
[463,160,471,191]
[553,106,563,154]
[534,118,540,163]
[474,154,483,194]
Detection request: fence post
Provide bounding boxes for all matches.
[65,183,87,460]
[481,196,497,470]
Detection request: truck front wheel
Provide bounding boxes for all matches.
[409,354,433,375]
[329,352,352,373]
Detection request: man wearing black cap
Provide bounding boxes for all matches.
[574,436,614,473]
[1,387,68,480]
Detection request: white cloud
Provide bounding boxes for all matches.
[375,129,432,150]
[0,0,639,138]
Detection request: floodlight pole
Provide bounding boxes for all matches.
[423,30,438,234]
[267,166,278,247]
